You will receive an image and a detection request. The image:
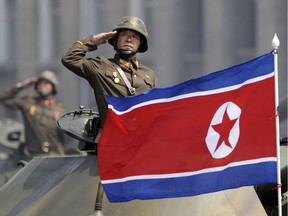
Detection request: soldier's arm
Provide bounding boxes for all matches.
[61,31,117,78]
[0,85,22,103]
[0,77,37,107]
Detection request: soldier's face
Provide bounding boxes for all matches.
[36,80,53,96]
[116,30,141,52]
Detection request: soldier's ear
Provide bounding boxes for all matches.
[137,39,143,52]
[113,35,118,49]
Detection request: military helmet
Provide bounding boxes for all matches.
[35,70,59,95]
[108,16,148,53]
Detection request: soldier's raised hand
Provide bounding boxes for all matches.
[93,31,117,46]
[19,77,38,89]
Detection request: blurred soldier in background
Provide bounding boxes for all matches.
[0,70,75,157]
[62,16,156,143]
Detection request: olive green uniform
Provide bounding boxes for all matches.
[61,35,156,127]
[0,85,66,155]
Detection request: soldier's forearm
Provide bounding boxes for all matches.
[0,85,22,102]
[61,36,98,78]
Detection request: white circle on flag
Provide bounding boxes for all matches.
[205,102,241,159]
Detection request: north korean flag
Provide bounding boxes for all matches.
[98,52,277,202]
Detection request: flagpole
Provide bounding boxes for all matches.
[272,33,282,216]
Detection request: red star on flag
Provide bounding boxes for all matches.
[212,108,238,152]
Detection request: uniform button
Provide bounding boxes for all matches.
[42,142,50,153]
[133,74,137,78]
[114,77,120,83]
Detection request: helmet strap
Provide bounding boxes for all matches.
[116,49,137,59]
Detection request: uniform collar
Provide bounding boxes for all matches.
[38,97,55,106]
[114,54,140,69]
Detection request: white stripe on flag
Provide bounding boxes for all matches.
[101,157,277,184]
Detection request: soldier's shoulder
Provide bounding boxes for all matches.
[87,55,112,67]
[140,64,155,75]
[54,100,64,108]
[139,63,152,70]
[22,93,37,100]
[90,55,109,63]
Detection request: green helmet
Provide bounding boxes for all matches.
[108,16,148,53]
[35,70,59,95]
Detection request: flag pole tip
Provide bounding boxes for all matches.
[272,33,280,49]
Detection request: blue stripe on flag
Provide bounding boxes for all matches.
[102,161,277,202]
[105,52,273,112]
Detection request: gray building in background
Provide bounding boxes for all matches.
[0,0,287,137]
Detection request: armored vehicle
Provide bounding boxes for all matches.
[0,106,286,216]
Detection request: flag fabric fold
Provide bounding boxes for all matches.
[98,52,277,202]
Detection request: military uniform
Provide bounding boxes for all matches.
[61,35,156,128]
[0,85,66,156]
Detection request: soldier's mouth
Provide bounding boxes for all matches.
[123,44,133,49]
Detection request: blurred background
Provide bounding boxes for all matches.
[0,0,287,138]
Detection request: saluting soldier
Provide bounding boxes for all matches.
[0,70,67,156]
[62,16,156,142]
